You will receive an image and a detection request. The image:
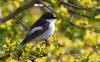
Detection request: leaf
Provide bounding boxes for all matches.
[95,15,100,19]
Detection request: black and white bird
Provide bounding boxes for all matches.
[20,12,57,46]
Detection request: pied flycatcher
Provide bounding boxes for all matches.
[20,12,57,45]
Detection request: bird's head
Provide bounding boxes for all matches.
[41,12,58,19]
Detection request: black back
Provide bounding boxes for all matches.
[30,12,56,29]
[40,12,56,19]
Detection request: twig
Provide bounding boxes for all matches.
[68,16,86,29]
[59,0,91,18]
[0,54,10,60]
[59,0,90,11]
[68,16,81,29]
[0,32,14,60]
[41,2,57,14]
[0,0,41,23]
[29,53,47,62]
[15,17,28,30]
[41,2,87,29]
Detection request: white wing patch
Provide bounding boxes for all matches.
[30,26,43,34]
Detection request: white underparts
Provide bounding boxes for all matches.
[34,19,56,41]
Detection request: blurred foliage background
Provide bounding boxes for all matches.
[0,0,100,62]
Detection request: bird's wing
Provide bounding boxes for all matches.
[27,18,49,37]
[30,18,46,29]
[20,21,49,45]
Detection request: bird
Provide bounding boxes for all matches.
[20,12,58,46]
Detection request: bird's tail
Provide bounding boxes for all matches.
[13,43,22,60]
[17,38,27,60]
[20,38,28,45]
[18,36,32,59]
[20,39,26,45]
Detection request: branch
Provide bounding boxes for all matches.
[41,2,57,14]
[0,54,10,60]
[59,0,91,18]
[29,53,47,62]
[40,1,87,29]
[0,0,41,23]
[40,2,87,29]
[0,33,14,60]
[68,16,86,29]
[59,0,90,11]
[15,17,28,30]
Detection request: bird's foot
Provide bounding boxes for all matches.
[45,39,50,47]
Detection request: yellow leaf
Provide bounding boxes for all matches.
[95,15,100,19]
[5,20,12,27]
[3,44,7,48]
[5,38,10,44]
[60,5,68,14]
[51,0,57,4]
[55,20,61,25]
[13,1,20,7]
[26,42,33,48]
[0,24,5,29]
[6,57,18,62]
[84,30,96,46]
[11,41,16,46]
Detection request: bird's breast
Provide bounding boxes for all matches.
[49,22,55,34]
[34,22,55,41]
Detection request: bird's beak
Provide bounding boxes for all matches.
[54,17,58,19]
